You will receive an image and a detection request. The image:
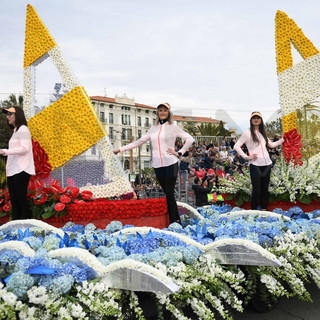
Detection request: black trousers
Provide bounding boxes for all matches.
[249,164,272,210]
[154,163,180,224]
[7,171,31,220]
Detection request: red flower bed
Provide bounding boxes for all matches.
[0,198,169,229]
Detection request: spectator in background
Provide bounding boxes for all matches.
[192,176,213,207]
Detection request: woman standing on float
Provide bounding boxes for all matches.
[233,112,283,210]
[113,103,194,224]
[0,106,35,220]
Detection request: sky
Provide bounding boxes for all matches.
[0,0,319,133]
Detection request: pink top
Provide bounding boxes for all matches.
[120,122,194,168]
[234,129,283,166]
[2,125,35,177]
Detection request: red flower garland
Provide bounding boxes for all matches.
[31,140,52,180]
[283,129,303,165]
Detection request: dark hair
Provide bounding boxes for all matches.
[6,106,28,131]
[194,177,200,184]
[250,112,267,146]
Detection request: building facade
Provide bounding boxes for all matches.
[90,94,157,172]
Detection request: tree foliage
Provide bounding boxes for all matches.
[197,121,232,137]
[265,118,282,138]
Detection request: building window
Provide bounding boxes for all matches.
[146,143,150,152]
[109,104,113,109]
[145,118,150,127]
[109,127,114,139]
[109,113,114,124]
[146,110,149,114]
[121,114,131,125]
[153,118,156,125]
[138,130,142,138]
[122,128,131,140]
[137,116,141,126]
[100,103,104,108]
[100,111,105,122]
[124,160,130,171]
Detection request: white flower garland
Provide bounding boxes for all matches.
[220,210,291,221]
[0,241,35,257]
[112,227,204,250]
[0,219,65,237]
[48,247,107,275]
[176,201,204,220]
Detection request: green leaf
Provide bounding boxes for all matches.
[41,211,54,219]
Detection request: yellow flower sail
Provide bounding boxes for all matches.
[24,4,57,68]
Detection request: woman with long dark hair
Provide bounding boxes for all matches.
[233,112,283,210]
[113,103,194,224]
[0,106,35,219]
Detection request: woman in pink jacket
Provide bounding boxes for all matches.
[0,106,35,220]
[233,112,283,210]
[114,103,194,224]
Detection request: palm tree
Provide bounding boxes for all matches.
[1,94,23,108]
[183,123,198,136]
[197,121,232,137]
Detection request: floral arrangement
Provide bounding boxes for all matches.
[218,158,320,205]
[0,179,93,220]
[0,204,320,319]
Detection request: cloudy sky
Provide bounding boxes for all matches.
[0,0,319,132]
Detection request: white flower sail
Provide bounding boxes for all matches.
[205,238,281,266]
[101,259,180,293]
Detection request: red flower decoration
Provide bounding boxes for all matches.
[283,129,303,165]
[69,187,80,199]
[3,204,11,212]
[60,194,72,204]
[32,140,52,179]
[81,190,93,200]
[54,202,66,211]
[33,194,48,205]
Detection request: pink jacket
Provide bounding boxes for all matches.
[120,122,194,168]
[234,129,283,166]
[2,125,35,177]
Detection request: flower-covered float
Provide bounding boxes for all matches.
[1,205,320,319]
[1,6,320,319]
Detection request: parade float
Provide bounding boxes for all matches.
[0,6,319,320]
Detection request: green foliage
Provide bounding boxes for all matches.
[197,121,232,137]
[183,123,199,136]
[265,118,282,138]
[0,157,6,189]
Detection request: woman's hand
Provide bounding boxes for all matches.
[247,153,258,161]
[167,147,179,157]
[113,149,120,155]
